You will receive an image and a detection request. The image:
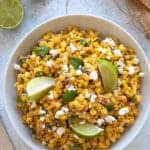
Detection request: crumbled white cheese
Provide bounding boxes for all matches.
[55,106,69,119]
[55,110,65,119]
[45,60,54,67]
[61,106,69,113]
[62,64,69,73]
[73,134,80,139]
[113,49,122,57]
[85,91,91,99]
[133,57,139,65]
[118,66,123,74]
[40,116,45,122]
[118,107,129,116]
[139,72,144,77]
[41,124,45,129]
[79,120,86,125]
[90,94,97,103]
[76,69,82,75]
[118,79,122,86]
[128,66,135,75]
[39,108,46,115]
[89,71,98,80]
[48,91,54,100]
[69,43,77,52]
[105,115,116,123]
[103,38,115,47]
[98,47,106,54]
[56,127,65,137]
[30,101,36,108]
[67,85,76,91]
[49,49,59,57]
[85,91,97,103]
[116,59,125,67]
[52,126,57,131]
[14,64,20,70]
[97,118,105,126]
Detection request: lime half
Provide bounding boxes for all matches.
[97,59,118,92]
[0,0,24,29]
[26,76,55,101]
[68,116,104,138]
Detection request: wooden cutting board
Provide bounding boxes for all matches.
[0,121,14,150]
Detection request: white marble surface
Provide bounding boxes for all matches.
[0,0,150,149]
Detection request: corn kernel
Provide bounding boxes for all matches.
[59,115,67,121]
[43,35,50,40]
[39,41,48,47]
[90,109,97,115]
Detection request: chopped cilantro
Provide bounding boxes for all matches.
[32,46,49,57]
[63,90,77,102]
[70,57,83,70]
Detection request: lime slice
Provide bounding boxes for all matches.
[0,0,24,29]
[26,76,55,101]
[97,59,118,92]
[68,116,104,138]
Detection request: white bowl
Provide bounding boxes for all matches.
[3,15,150,150]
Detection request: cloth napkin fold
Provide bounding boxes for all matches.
[139,0,150,10]
[0,119,14,150]
[126,0,150,39]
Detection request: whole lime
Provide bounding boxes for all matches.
[0,0,24,29]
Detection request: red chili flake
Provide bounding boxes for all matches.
[62,77,70,87]
[99,97,111,105]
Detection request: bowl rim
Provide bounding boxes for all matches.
[3,14,150,150]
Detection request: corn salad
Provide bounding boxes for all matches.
[15,26,143,150]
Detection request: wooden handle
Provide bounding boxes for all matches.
[0,121,14,150]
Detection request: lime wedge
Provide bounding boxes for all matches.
[97,59,118,92]
[68,116,104,138]
[26,76,55,101]
[0,0,24,29]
